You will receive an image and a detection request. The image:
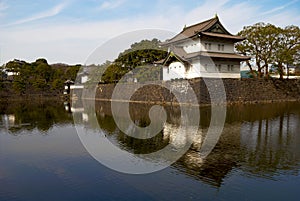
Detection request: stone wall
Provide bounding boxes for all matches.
[94,78,300,105]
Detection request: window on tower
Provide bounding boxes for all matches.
[218,44,225,51]
[204,64,208,71]
[205,43,211,50]
[215,64,221,71]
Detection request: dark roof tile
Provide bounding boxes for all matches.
[162,16,243,44]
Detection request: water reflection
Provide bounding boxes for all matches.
[1,99,300,188]
[74,100,300,186]
[0,100,73,134]
[240,114,300,176]
[175,123,242,187]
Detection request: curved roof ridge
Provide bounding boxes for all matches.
[161,16,241,45]
[181,16,218,33]
[162,16,221,45]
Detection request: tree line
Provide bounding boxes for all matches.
[0,58,80,95]
[236,23,300,78]
[99,38,167,83]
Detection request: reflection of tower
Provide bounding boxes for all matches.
[64,102,71,113]
[1,114,16,129]
[70,100,89,123]
[174,123,242,187]
[163,123,186,148]
[163,123,203,150]
[82,113,89,122]
[65,101,88,122]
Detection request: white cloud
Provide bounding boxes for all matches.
[0,1,8,11]
[263,9,300,27]
[8,2,67,26]
[0,1,9,17]
[99,0,126,10]
[261,0,299,15]
[0,17,174,64]
[184,0,261,34]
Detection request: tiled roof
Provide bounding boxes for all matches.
[161,17,217,45]
[172,46,188,59]
[154,46,188,65]
[153,47,189,66]
[162,16,242,44]
[201,32,244,41]
[184,51,250,60]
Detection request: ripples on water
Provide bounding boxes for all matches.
[0,100,299,201]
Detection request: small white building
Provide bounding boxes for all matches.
[159,15,250,80]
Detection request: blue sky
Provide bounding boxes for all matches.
[0,0,300,65]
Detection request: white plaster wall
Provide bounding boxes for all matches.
[186,61,201,79]
[200,40,235,53]
[81,75,88,84]
[6,72,19,76]
[181,40,201,54]
[200,72,241,78]
[163,60,242,80]
[199,60,241,78]
[200,61,240,72]
[163,61,186,80]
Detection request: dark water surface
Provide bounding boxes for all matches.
[0,100,300,201]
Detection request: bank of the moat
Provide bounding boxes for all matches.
[89,78,300,105]
[2,78,300,105]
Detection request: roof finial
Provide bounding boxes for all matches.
[215,13,218,18]
[183,24,187,30]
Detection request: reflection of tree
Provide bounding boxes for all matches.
[96,114,117,134]
[117,131,169,154]
[240,113,300,176]
[95,106,169,154]
[0,100,72,134]
[92,101,300,187]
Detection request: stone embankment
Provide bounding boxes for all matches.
[91,78,300,105]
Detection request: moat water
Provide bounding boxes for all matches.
[0,100,299,201]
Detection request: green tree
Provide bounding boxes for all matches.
[53,68,64,80]
[102,63,128,83]
[236,23,300,79]
[65,65,81,81]
[5,59,25,74]
[3,58,84,94]
[133,65,161,82]
[13,77,26,94]
[87,62,111,85]
[5,60,28,93]
[236,23,279,78]
[0,65,5,82]
[100,38,167,83]
[273,26,300,79]
[120,38,165,55]
[0,69,5,90]
[51,78,64,91]
[32,78,47,91]
[34,61,54,83]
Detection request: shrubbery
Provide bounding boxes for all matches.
[1,58,80,95]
